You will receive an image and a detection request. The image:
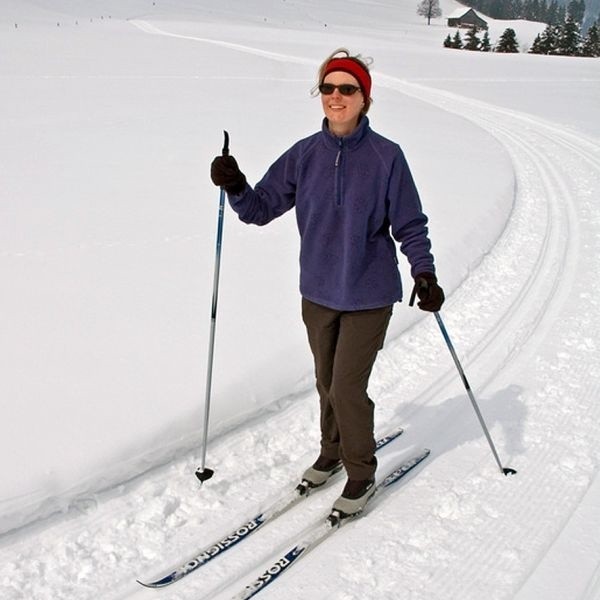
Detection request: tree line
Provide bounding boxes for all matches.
[444,27,518,52]
[530,16,600,54]
[444,6,600,56]
[456,0,585,24]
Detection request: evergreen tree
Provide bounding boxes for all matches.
[464,26,481,50]
[417,0,442,25]
[462,0,596,25]
[495,28,520,52]
[452,30,463,49]
[481,30,492,51]
[529,32,545,53]
[513,0,526,19]
[557,16,582,54]
[443,33,453,48]
[525,0,542,20]
[567,0,586,23]
[494,1,509,18]
[581,20,600,56]
[533,23,560,53]
[547,0,561,24]
[549,24,562,53]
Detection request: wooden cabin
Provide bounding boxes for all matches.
[447,8,488,31]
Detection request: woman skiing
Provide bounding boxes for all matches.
[210,48,444,516]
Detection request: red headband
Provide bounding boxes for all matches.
[323,57,372,99]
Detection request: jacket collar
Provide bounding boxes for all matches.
[321,116,370,150]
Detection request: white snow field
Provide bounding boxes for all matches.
[1,0,600,598]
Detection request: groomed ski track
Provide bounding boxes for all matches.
[2,21,600,600]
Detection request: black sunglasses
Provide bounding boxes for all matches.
[318,83,361,96]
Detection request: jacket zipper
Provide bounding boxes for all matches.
[334,140,343,206]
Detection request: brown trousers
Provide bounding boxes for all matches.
[302,298,393,480]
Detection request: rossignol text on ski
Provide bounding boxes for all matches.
[137,426,404,588]
[232,448,431,599]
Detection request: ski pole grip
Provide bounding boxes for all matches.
[222,130,230,157]
[409,277,428,307]
[409,283,418,307]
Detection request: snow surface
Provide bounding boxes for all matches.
[1,0,600,599]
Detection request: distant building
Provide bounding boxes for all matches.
[447,7,488,30]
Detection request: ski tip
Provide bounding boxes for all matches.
[137,572,180,588]
[136,579,162,589]
[195,467,215,483]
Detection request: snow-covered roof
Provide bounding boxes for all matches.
[447,7,478,19]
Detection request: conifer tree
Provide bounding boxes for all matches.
[464,26,481,50]
[547,0,560,24]
[581,20,600,56]
[461,0,592,25]
[557,4,567,23]
[452,30,463,49]
[567,0,586,24]
[547,24,561,53]
[530,24,558,53]
[558,16,582,54]
[443,34,453,48]
[495,28,520,52]
[530,33,544,53]
[481,30,492,52]
[523,0,537,21]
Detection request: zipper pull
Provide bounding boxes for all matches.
[335,139,343,167]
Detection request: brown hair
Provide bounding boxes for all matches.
[311,48,374,115]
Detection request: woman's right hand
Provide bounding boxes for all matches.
[210,155,247,194]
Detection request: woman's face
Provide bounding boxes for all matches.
[320,71,365,136]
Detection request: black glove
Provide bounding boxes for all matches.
[409,272,445,312]
[210,155,247,195]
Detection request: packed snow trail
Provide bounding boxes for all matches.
[370,74,600,600]
[136,428,404,589]
[2,23,600,600]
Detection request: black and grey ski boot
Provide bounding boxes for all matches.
[331,477,376,517]
[296,456,343,495]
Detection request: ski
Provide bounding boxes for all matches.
[232,447,431,600]
[137,426,404,588]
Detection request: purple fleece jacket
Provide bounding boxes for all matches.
[227,117,436,311]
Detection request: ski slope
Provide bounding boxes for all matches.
[1,1,600,599]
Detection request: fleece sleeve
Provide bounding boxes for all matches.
[227,147,298,226]
[387,151,436,277]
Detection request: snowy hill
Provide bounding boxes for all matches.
[1,0,600,599]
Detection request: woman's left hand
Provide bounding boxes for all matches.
[410,273,445,312]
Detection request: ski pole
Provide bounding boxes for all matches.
[433,311,516,476]
[409,282,516,476]
[195,130,230,484]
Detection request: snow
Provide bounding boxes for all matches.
[446,7,480,20]
[1,0,599,599]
